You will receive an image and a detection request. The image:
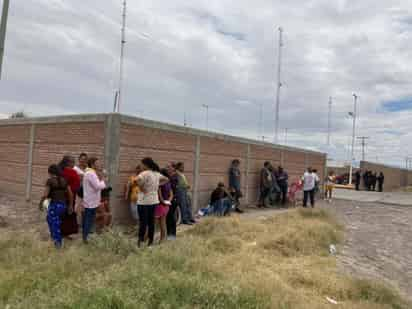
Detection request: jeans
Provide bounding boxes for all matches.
[176,188,192,223]
[138,204,156,245]
[47,201,67,246]
[303,190,315,208]
[82,207,97,241]
[166,200,177,236]
[211,198,232,216]
[279,185,288,205]
[260,187,271,206]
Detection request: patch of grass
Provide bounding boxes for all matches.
[0,209,410,309]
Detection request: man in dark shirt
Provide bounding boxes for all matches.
[276,166,289,205]
[259,162,272,207]
[355,170,361,191]
[210,183,232,216]
[228,159,244,213]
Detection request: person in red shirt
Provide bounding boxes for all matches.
[58,156,81,237]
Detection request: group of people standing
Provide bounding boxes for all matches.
[39,154,110,249]
[124,160,197,247]
[354,170,385,192]
[259,162,289,207]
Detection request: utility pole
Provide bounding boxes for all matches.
[327,97,332,146]
[202,104,209,131]
[259,103,264,141]
[284,128,288,145]
[114,0,127,113]
[357,136,369,161]
[0,0,10,80]
[349,94,358,186]
[274,27,283,144]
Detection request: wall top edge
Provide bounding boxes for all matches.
[360,160,410,172]
[0,113,107,125]
[0,113,326,157]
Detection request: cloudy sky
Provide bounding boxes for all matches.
[1,0,412,168]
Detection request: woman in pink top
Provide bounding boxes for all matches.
[82,157,106,243]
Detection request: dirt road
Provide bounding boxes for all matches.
[322,199,412,301]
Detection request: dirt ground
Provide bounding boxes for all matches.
[321,199,412,301]
[2,194,411,301]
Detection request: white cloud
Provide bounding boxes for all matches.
[1,0,412,167]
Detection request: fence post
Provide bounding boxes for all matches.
[192,135,201,211]
[25,124,35,201]
[104,113,121,220]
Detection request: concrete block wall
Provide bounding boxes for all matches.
[360,161,411,191]
[0,114,326,225]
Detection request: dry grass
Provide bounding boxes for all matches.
[0,208,409,309]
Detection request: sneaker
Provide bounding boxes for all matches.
[167,236,177,241]
[235,208,244,214]
[182,221,193,226]
[190,219,196,223]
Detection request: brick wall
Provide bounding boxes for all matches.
[0,114,326,226]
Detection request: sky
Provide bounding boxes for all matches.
[1,0,412,168]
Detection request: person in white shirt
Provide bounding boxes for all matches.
[136,157,169,247]
[302,168,316,208]
[82,157,106,243]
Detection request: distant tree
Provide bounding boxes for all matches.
[9,111,28,119]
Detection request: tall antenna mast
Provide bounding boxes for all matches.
[327,96,332,146]
[114,0,127,113]
[274,27,283,144]
[0,0,10,80]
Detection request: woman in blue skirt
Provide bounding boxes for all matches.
[39,164,74,249]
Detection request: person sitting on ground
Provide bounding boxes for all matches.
[156,168,173,243]
[39,164,74,249]
[124,165,142,222]
[325,171,336,203]
[210,182,233,216]
[228,159,244,213]
[259,162,273,208]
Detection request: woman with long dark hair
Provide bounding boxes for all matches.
[39,164,74,249]
[58,155,80,237]
[156,168,173,243]
[136,157,169,247]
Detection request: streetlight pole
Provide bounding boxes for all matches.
[202,104,209,131]
[327,97,332,146]
[274,27,283,144]
[0,0,10,80]
[284,128,288,145]
[349,94,358,186]
[259,103,264,141]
